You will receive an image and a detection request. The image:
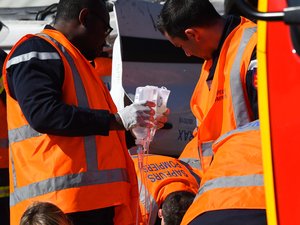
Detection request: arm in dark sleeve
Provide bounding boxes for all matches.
[6,37,112,136]
[246,47,258,120]
[125,131,136,149]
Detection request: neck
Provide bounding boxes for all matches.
[53,20,79,42]
[212,17,226,51]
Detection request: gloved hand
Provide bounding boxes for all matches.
[117,101,156,130]
[155,108,170,129]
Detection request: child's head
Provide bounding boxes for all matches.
[20,202,72,225]
[158,191,195,225]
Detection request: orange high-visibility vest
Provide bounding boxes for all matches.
[3,29,138,225]
[190,17,257,172]
[178,136,203,179]
[94,57,112,77]
[93,57,112,90]
[181,120,265,224]
[132,154,199,225]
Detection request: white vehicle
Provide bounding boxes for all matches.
[110,0,200,156]
[0,0,224,157]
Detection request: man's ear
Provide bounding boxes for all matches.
[185,28,199,41]
[79,8,89,27]
[158,208,163,219]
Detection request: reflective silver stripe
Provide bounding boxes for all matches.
[201,141,213,157]
[10,148,17,190]
[248,59,257,71]
[137,177,158,225]
[214,120,259,146]
[84,136,98,171]
[196,174,264,199]
[6,51,60,69]
[8,125,42,144]
[0,138,8,148]
[37,34,89,107]
[179,158,201,170]
[38,33,98,171]
[10,168,129,206]
[179,159,201,185]
[230,27,257,127]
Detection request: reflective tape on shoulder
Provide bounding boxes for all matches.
[6,51,60,69]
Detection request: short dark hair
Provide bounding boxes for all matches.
[55,0,107,22]
[20,202,72,225]
[162,191,195,225]
[156,0,221,39]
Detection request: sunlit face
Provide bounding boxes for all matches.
[164,28,215,60]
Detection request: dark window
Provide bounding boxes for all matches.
[288,0,300,56]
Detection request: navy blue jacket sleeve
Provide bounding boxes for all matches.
[6,37,112,136]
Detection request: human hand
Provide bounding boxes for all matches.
[117,101,156,130]
[155,108,170,129]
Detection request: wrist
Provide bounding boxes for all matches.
[110,113,125,130]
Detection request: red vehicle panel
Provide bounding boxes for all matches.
[266,0,300,224]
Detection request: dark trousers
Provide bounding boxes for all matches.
[0,196,9,225]
[189,209,267,225]
[66,206,115,225]
[0,168,9,225]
